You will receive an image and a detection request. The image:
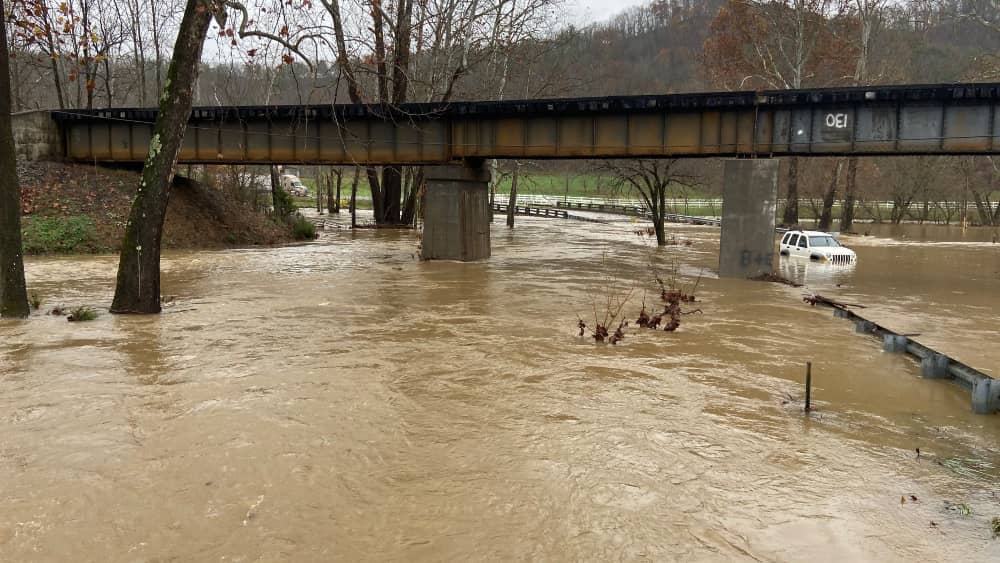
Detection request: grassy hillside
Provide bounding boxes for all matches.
[18,162,295,254]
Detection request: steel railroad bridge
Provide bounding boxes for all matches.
[49,83,1000,164]
[14,83,1000,279]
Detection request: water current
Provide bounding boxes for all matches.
[1,211,999,561]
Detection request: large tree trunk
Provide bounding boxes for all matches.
[840,156,858,231]
[401,167,422,225]
[380,165,403,224]
[350,166,360,228]
[506,164,520,228]
[367,166,383,221]
[0,5,29,318]
[782,157,800,226]
[654,186,666,246]
[110,0,218,314]
[270,165,284,215]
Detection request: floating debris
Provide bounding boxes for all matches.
[750,272,802,287]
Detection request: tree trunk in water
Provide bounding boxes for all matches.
[818,160,842,231]
[506,165,519,228]
[366,166,383,221]
[400,168,422,225]
[110,0,217,314]
[654,187,666,246]
[316,175,323,213]
[329,171,341,213]
[380,165,403,224]
[840,156,858,231]
[782,157,800,226]
[0,7,29,318]
[350,167,359,228]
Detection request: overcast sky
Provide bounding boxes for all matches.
[565,0,649,24]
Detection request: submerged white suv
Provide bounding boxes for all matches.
[779,230,856,264]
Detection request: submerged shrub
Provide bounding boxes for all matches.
[67,306,98,322]
[292,215,317,240]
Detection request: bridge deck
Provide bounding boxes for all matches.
[51,83,1000,164]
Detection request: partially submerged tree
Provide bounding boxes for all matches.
[110,0,225,314]
[599,159,700,246]
[0,0,30,318]
[326,168,342,214]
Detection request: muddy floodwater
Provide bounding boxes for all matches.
[2,212,999,562]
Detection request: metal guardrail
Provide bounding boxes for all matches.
[555,200,648,216]
[491,203,568,219]
[828,306,999,414]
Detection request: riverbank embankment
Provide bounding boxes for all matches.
[17,161,294,254]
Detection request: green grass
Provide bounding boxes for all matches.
[21,215,101,254]
[300,172,712,200]
[300,177,376,201]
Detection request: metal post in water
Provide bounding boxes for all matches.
[805,362,812,412]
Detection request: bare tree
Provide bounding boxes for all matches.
[599,159,700,246]
[327,167,342,213]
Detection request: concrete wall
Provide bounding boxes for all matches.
[422,163,491,261]
[11,111,61,161]
[718,159,779,278]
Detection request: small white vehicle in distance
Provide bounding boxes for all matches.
[779,230,856,264]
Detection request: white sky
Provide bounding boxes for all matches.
[564,0,649,24]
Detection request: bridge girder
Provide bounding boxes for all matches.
[51,83,1000,164]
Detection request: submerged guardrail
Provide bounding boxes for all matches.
[820,303,999,414]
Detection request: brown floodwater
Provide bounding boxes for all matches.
[2,211,999,562]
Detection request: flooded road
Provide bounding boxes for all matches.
[2,212,999,562]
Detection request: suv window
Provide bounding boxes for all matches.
[798,236,808,248]
[781,233,790,245]
[788,234,799,246]
[808,236,839,247]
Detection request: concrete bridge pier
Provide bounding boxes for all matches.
[718,159,780,279]
[421,161,492,261]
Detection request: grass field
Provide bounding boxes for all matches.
[298,173,712,199]
[295,173,990,226]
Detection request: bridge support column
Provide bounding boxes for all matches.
[719,159,779,278]
[422,162,491,261]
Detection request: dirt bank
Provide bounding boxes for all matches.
[17,161,293,254]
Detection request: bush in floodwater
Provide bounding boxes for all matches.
[21,215,100,254]
[292,215,317,240]
[992,517,1000,539]
[67,306,98,322]
[29,292,41,310]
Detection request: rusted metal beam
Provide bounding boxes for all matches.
[51,83,1000,165]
